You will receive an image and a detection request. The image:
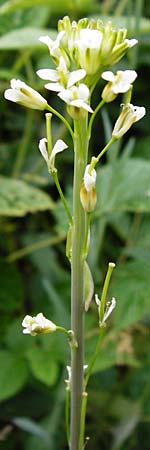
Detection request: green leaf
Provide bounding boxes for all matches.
[0,176,54,216]
[0,350,28,401]
[95,158,150,216]
[111,260,150,330]
[0,261,23,311]
[26,347,58,386]
[0,0,71,16]
[0,26,56,50]
[12,417,49,443]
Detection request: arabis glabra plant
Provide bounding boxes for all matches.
[4,16,146,450]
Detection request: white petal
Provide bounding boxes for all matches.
[4,88,24,103]
[78,83,89,101]
[58,89,73,103]
[45,82,63,92]
[125,38,138,48]
[134,106,146,121]
[39,138,48,163]
[95,294,100,307]
[39,35,53,48]
[78,29,103,49]
[71,99,93,113]
[37,69,59,81]
[50,139,68,161]
[22,328,31,334]
[84,164,96,191]
[101,71,115,82]
[22,315,32,327]
[35,312,45,326]
[67,69,86,88]
[121,70,137,83]
[103,297,116,322]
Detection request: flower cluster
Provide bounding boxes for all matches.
[4,16,144,127]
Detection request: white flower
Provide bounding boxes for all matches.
[112,103,146,139]
[125,38,138,48]
[58,83,93,116]
[39,137,68,170]
[39,32,69,67]
[37,57,86,92]
[84,164,96,192]
[4,79,47,110]
[22,313,57,336]
[74,28,103,74]
[102,70,137,96]
[95,295,116,327]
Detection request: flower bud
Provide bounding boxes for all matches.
[80,164,97,212]
[4,79,47,110]
[80,184,97,213]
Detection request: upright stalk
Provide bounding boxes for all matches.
[70,116,89,450]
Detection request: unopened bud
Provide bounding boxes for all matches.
[80,184,97,212]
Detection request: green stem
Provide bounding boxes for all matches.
[46,104,74,141]
[7,233,65,263]
[70,116,89,450]
[78,392,88,450]
[84,328,105,388]
[99,262,115,323]
[56,325,71,337]
[88,99,104,140]
[46,113,52,157]
[89,136,115,172]
[52,171,73,226]
[65,387,70,446]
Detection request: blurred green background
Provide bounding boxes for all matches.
[0,1,150,449]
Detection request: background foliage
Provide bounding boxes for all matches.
[0,0,150,449]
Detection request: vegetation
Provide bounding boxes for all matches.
[0,1,150,449]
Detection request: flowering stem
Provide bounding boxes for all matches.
[88,99,104,140]
[99,262,115,323]
[89,136,115,172]
[52,171,73,225]
[78,391,88,450]
[46,112,52,157]
[70,116,88,450]
[46,104,74,140]
[65,387,70,446]
[84,328,105,388]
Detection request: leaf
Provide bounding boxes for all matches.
[12,417,49,444]
[0,261,23,311]
[0,26,56,50]
[0,176,54,216]
[111,260,150,330]
[95,158,150,216]
[0,350,28,401]
[26,347,58,386]
[0,0,71,16]
[112,402,140,450]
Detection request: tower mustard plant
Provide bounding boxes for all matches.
[4,16,146,450]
